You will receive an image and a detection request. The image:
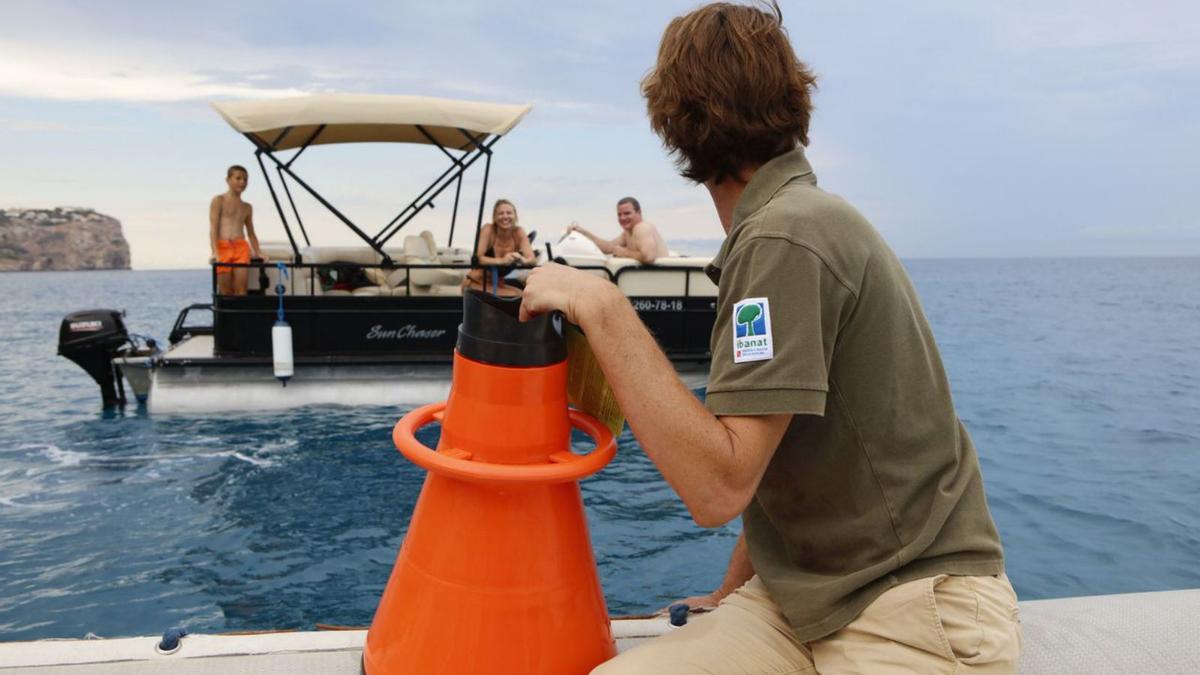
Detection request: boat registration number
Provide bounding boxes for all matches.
[631,299,684,312]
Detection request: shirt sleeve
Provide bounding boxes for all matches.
[705,235,855,417]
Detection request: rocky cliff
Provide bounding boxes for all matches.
[0,208,131,271]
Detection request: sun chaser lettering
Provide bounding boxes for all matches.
[365,324,447,340]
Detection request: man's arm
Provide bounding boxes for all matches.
[590,226,644,261]
[520,264,790,527]
[619,225,659,264]
[516,228,536,265]
[608,237,643,261]
[567,222,618,255]
[669,531,754,611]
[244,204,264,259]
[209,196,221,261]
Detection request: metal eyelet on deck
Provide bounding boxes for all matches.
[155,627,188,655]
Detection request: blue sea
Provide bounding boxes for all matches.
[1,258,1198,641]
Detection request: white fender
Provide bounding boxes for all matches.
[272,321,294,385]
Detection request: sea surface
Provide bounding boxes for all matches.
[1,258,1198,640]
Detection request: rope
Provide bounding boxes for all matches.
[275,262,289,321]
[157,627,188,653]
[669,603,690,627]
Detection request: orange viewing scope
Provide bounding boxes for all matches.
[364,290,618,674]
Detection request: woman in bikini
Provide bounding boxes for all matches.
[464,199,535,297]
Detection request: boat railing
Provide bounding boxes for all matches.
[211,259,476,298]
[167,303,214,345]
[208,257,718,300]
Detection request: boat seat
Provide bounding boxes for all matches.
[300,246,385,266]
[391,282,463,297]
[404,235,465,287]
[386,267,408,288]
[424,284,464,297]
[561,253,612,280]
[288,268,321,296]
[258,241,295,262]
[290,246,398,297]
[241,242,295,294]
[437,245,473,259]
[414,231,472,264]
[609,256,717,298]
[419,230,440,260]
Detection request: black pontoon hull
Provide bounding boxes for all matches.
[213,294,714,363]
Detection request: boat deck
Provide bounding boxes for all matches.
[142,335,709,413]
[3,590,1199,673]
[163,335,215,360]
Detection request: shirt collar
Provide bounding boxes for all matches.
[705,148,817,284]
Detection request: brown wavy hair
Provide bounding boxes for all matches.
[641,1,817,184]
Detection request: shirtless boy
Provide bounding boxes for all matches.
[209,165,265,295]
[567,196,670,264]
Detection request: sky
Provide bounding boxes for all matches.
[1,0,1197,269]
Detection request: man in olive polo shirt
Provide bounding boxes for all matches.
[521,2,1020,672]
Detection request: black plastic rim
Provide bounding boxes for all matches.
[456,291,565,367]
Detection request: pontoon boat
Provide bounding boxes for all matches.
[58,95,717,413]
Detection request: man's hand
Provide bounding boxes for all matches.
[566,221,580,234]
[660,592,721,615]
[519,262,615,324]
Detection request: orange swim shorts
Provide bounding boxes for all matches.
[215,239,251,275]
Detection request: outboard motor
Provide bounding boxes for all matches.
[58,309,131,408]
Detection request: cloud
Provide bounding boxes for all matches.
[3,0,1199,262]
[0,0,672,113]
[0,117,72,132]
[1078,224,1200,242]
[0,48,307,102]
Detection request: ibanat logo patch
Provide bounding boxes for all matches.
[732,297,774,363]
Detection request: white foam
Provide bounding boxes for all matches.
[149,379,452,414]
[229,451,275,467]
[31,444,90,468]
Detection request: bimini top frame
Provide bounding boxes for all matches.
[212,94,533,264]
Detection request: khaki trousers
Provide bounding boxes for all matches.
[594,574,1021,674]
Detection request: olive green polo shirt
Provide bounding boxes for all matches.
[705,148,1005,643]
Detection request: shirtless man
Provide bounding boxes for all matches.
[209,165,265,295]
[566,196,670,264]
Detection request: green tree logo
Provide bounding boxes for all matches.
[737,303,762,336]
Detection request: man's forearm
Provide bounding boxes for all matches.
[610,244,645,262]
[577,288,748,524]
[714,531,754,600]
[577,227,615,255]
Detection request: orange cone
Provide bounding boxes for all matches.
[364,292,617,674]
